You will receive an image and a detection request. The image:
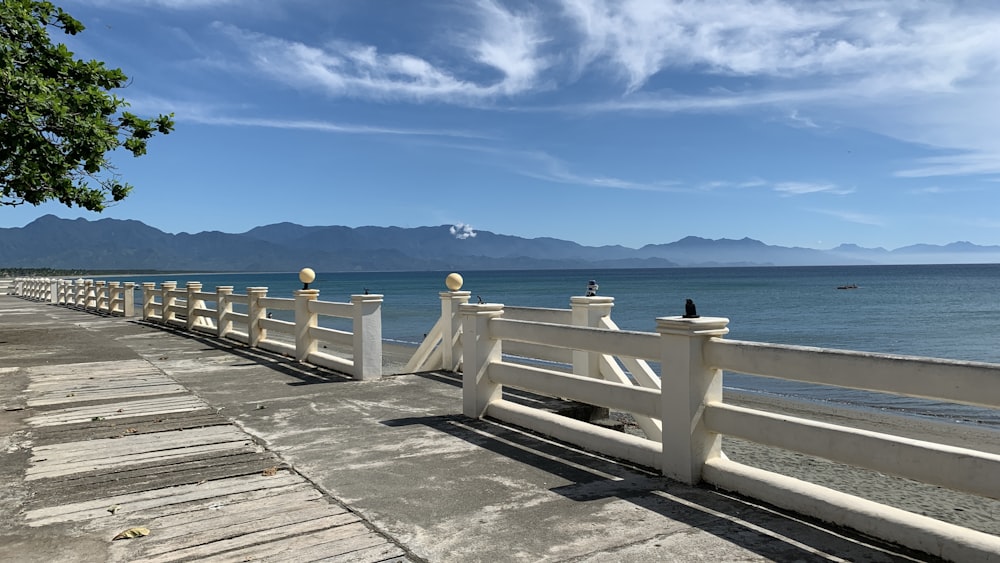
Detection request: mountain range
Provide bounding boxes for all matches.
[2,215,999,271]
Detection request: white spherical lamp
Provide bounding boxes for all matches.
[445,272,463,291]
[299,267,316,289]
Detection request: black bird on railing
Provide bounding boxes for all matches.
[683,299,699,318]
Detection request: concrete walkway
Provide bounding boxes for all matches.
[0,295,937,562]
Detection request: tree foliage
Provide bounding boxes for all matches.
[1,0,173,211]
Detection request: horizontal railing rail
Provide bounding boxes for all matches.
[706,338,1000,408]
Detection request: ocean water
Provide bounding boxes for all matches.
[116,264,1000,426]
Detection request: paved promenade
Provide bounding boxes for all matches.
[0,295,936,562]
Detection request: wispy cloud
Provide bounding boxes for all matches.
[511,149,682,192]
[215,0,548,103]
[191,116,490,140]
[699,178,849,196]
[555,1,1000,179]
[73,0,240,8]
[786,109,818,129]
[813,208,885,227]
[124,95,488,139]
[558,1,999,93]
[894,152,1000,178]
[774,182,853,196]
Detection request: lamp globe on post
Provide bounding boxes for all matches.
[299,268,316,290]
[445,272,463,292]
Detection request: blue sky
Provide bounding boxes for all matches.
[5,0,1000,250]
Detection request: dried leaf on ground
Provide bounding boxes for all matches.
[108,505,122,515]
[262,466,278,476]
[112,527,149,540]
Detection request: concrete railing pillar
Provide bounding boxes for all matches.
[216,286,234,337]
[74,278,85,307]
[351,294,384,380]
[123,282,136,317]
[656,315,730,485]
[108,282,120,313]
[49,279,60,304]
[95,281,108,312]
[84,280,96,309]
[571,295,616,421]
[570,296,615,378]
[141,282,157,320]
[185,282,202,330]
[440,290,471,371]
[460,302,505,418]
[246,287,268,347]
[161,281,178,324]
[294,289,320,362]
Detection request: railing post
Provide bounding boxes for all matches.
[246,287,268,347]
[161,281,177,324]
[351,294,384,380]
[571,295,616,421]
[108,282,120,313]
[84,279,95,309]
[49,279,59,304]
[656,315,730,485]
[141,282,157,320]
[123,282,136,317]
[571,296,615,378]
[95,281,108,312]
[216,286,233,337]
[294,289,320,362]
[14,278,23,296]
[186,282,202,331]
[74,278,85,306]
[59,279,70,304]
[460,302,504,418]
[441,290,471,371]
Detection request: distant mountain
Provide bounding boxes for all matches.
[1,215,999,271]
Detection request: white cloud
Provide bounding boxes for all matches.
[558,1,998,92]
[814,208,885,227]
[215,0,548,103]
[773,182,853,196]
[450,223,478,239]
[73,0,239,7]
[490,147,681,192]
[190,116,488,139]
[123,95,487,139]
[556,1,1000,179]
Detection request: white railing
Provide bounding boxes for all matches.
[11,277,382,380]
[10,277,136,317]
[408,287,664,439]
[458,301,1000,561]
[139,281,383,380]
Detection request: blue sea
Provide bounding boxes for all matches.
[115,264,1000,426]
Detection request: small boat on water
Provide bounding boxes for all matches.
[837,284,859,290]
